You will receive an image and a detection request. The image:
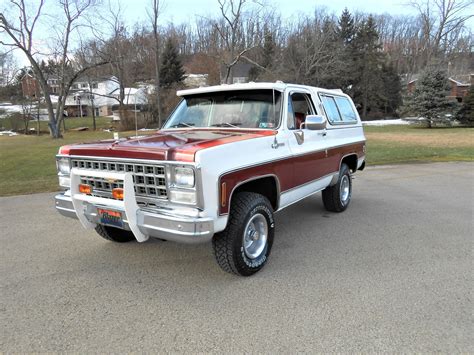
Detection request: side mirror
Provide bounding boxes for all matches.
[305,115,327,130]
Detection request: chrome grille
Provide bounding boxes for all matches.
[72,158,168,200]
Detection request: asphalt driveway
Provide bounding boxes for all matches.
[1,162,472,352]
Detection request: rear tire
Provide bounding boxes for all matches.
[322,163,352,212]
[212,192,275,276]
[95,225,135,243]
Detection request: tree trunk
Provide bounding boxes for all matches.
[91,99,96,131]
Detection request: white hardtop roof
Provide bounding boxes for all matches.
[176,82,343,97]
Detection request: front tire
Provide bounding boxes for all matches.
[322,163,352,212]
[95,225,135,243]
[212,192,275,276]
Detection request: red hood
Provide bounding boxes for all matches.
[60,129,276,162]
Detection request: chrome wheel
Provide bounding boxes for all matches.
[340,174,350,205]
[243,213,268,259]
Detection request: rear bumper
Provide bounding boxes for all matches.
[55,192,214,244]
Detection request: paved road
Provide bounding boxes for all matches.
[1,162,472,352]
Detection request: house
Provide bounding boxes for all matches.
[20,70,41,98]
[47,75,60,94]
[19,69,61,97]
[109,86,149,121]
[220,62,253,84]
[407,74,473,103]
[64,76,120,117]
[183,74,208,88]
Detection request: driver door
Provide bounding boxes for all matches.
[286,90,330,190]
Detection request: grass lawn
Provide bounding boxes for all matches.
[0,124,472,196]
[364,125,474,165]
[0,115,116,132]
[0,117,146,196]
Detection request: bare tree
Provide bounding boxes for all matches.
[0,0,107,138]
[147,0,163,125]
[0,50,17,86]
[213,0,265,83]
[409,0,474,63]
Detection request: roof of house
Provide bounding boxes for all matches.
[449,77,470,86]
[408,75,471,86]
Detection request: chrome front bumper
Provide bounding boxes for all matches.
[55,193,214,243]
[54,168,213,244]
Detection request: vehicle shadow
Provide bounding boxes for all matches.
[62,194,335,282]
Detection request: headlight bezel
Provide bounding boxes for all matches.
[168,165,200,206]
[56,157,71,175]
[56,156,71,188]
[172,166,195,188]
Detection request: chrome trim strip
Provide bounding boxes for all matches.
[340,152,360,172]
[56,154,198,166]
[219,140,365,178]
[224,174,281,216]
[280,171,337,195]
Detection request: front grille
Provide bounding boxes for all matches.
[72,158,168,200]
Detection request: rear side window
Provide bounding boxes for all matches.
[335,97,357,123]
[320,95,342,123]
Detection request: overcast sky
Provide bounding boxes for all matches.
[125,0,418,25]
[5,0,473,67]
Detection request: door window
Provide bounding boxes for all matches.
[287,93,315,130]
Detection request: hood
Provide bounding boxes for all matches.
[59,129,276,162]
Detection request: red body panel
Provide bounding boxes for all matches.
[219,141,365,214]
[59,129,276,162]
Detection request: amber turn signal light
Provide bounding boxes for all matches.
[79,184,92,194]
[221,182,227,207]
[112,188,124,200]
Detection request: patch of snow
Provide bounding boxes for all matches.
[0,130,19,136]
[362,119,411,126]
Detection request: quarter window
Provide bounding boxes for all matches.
[335,97,357,122]
[320,95,342,123]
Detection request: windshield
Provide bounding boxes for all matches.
[163,90,282,129]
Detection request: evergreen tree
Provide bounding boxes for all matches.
[159,38,185,88]
[335,9,357,91]
[336,8,355,45]
[351,15,384,119]
[457,85,474,127]
[248,30,277,81]
[405,67,452,128]
[380,63,402,115]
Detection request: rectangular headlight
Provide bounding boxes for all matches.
[56,157,70,188]
[173,167,195,188]
[169,190,196,204]
[58,176,71,188]
[56,157,71,175]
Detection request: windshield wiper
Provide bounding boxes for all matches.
[169,122,195,128]
[211,122,241,128]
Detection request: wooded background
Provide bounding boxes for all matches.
[1,0,472,136]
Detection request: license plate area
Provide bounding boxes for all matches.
[98,208,123,228]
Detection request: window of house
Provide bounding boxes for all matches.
[287,92,315,129]
[320,95,342,123]
[91,83,98,89]
[81,83,87,88]
[334,96,357,123]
